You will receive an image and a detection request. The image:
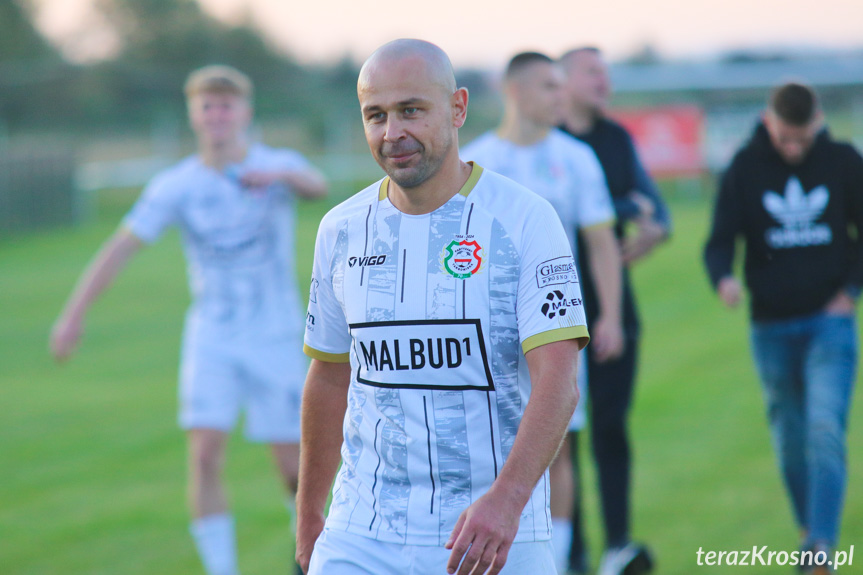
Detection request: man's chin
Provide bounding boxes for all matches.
[202,134,236,146]
[386,167,429,189]
[781,155,804,165]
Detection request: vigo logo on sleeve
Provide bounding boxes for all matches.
[536,256,578,288]
[348,319,494,391]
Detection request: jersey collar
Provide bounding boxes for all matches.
[378,162,484,201]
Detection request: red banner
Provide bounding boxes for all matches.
[612,105,704,177]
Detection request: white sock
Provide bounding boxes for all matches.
[190,513,239,575]
[285,495,297,536]
[551,517,573,573]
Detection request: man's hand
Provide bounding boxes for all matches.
[50,314,83,362]
[590,315,625,363]
[622,219,666,265]
[717,276,742,309]
[444,488,522,575]
[239,170,283,191]
[824,290,857,316]
[629,191,655,220]
[294,512,325,575]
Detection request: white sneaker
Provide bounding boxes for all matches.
[597,543,654,575]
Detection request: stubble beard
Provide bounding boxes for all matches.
[380,135,450,189]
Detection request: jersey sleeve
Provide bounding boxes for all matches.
[517,199,590,354]
[574,148,616,230]
[703,157,745,289]
[303,215,352,363]
[122,172,181,244]
[269,148,314,198]
[273,148,312,172]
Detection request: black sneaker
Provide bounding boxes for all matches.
[801,542,834,575]
[597,543,654,575]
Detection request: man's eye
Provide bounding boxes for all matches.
[367,112,385,122]
[404,107,418,115]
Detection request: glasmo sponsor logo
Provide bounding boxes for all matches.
[536,256,577,288]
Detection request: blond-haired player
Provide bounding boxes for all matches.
[51,65,327,575]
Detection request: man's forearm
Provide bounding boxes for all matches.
[633,161,672,232]
[489,340,580,505]
[584,225,623,324]
[612,196,641,223]
[283,169,328,199]
[59,228,142,321]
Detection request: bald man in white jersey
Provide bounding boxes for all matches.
[462,51,624,574]
[51,65,327,575]
[297,39,588,575]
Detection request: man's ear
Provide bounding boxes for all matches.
[452,87,469,129]
[810,110,825,132]
[763,109,779,136]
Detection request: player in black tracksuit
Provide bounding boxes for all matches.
[560,47,671,575]
[704,82,862,566]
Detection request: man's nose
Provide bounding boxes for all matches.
[384,117,407,141]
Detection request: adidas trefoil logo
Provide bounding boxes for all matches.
[762,176,832,249]
[763,176,828,226]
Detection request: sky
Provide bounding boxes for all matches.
[31,0,863,67]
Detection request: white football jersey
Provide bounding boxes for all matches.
[304,164,588,546]
[461,130,615,255]
[124,143,309,341]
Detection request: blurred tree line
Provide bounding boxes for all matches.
[1,0,496,153]
[0,0,367,147]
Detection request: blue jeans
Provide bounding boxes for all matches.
[750,312,857,547]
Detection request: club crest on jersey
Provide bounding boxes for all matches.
[441,236,483,279]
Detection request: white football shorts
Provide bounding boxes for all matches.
[308,528,556,575]
[178,333,307,443]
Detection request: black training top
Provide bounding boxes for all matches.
[560,118,671,333]
[703,122,863,321]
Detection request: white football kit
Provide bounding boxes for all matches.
[124,143,310,441]
[304,164,589,547]
[462,131,615,430]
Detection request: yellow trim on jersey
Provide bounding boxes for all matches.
[580,219,615,232]
[522,326,590,355]
[459,162,483,196]
[376,162,484,202]
[303,344,350,363]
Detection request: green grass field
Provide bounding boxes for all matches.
[1,187,860,575]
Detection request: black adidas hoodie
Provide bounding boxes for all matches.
[704,122,863,321]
